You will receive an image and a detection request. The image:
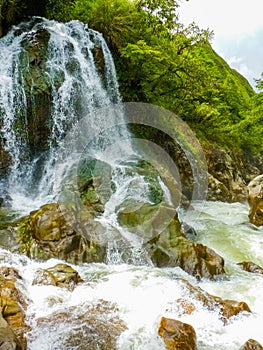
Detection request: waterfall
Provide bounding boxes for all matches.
[0,18,131,210]
[1,18,262,350]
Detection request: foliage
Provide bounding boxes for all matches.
[46,0,74,22]
[71,0,141,51]
[0,0,262,157]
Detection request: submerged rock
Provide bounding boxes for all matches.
[247,174,263,227]
[158,316,197,350]
[178,279,251,324]
[237,261,263,275]
[240,339,263,349]
[29,300,127,349]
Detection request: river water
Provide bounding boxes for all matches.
[0,18,262,350]
[0,201,262,349]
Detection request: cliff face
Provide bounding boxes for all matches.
[204,145,261,202]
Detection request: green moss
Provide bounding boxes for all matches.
[17,216,32,255]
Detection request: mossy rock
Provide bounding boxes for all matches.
[16,203,107,264]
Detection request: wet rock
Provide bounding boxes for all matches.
[0,314,23,350]
[0,193,12,208]
[173,298,196,317]
[240,339,263,349]
[33,263,83,290]
[77,158,113,215]
[17,203,107,264]
[117,201,181,240]
[0,147,11,176]
[180,279,251,324]
[247,174,263,227]
[158,316,197,350]
[118,201,225,279]
[151,235,225,280]
[30,300,127,350]
[0,268,28,349]
[237,261,263,275]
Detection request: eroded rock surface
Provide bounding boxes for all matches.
[248,174,263,226]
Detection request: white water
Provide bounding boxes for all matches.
[0,18,132,212]
[0,202,262,349]
[0,18,262,350]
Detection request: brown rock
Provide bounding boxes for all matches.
[174,298,196,316]
[0,314,23,350]
[0,269,28,349]
[33,263,83,290]
[237,261,263,274]
[30,300,127,349]
[17,202,107,264]
[180,279,251,324]
[204,146,247,202]
[150,234,225,280]
[0,147,11,175]
[158,317,197,350]
[247,174,263,226]
[240,339,263,349]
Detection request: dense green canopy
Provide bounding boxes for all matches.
[0,0,262,156]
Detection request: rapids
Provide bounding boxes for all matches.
[0,202,262,349]
[0,18,262,349]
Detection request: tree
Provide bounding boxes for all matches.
[72,0,140,51]
[0,0,49,37]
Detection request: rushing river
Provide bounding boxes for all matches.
[0,201,262,349]
[0,18,262,350]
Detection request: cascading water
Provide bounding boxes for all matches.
[0,18,262,350]
[0,17,131,210]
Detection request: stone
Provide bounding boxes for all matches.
[0,315,24,350]
[247,174,263,226]
[158,317,197,350]
[179,279,251,324]
[237,261,263,275]
[148,231,225,280]
[204,146,248,202]
[0,269,28,349]
[118,200,225,279]
[240,339,263,350]
[33,263,83,290]
[17,203,107,264]
[0,147,11,176]
[30,300,127,350]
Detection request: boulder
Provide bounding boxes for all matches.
[17,203,107,264]
[158,317,197,350]
[237,261,263,275]
[118,201,225,279]
[240,339,263,350]
[30,300,127,349]
[179,279,251,324]
[150,235,225,280]
[0,314,24,350]
[33,263,83,290]
[0,268,28,349]
[247,174,263,226]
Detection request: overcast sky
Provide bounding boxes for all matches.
[179,0,263,90]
